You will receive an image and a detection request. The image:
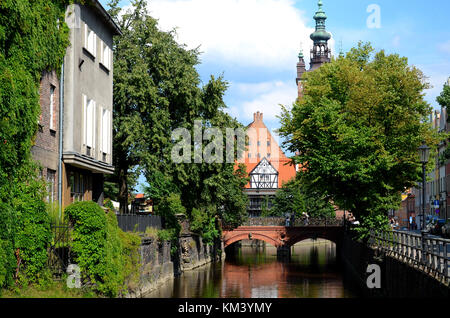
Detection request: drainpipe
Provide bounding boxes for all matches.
[58,61,64,219]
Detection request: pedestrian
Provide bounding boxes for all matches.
[302,212,309,226]
[285,213,290,227]
[291,213,296,227]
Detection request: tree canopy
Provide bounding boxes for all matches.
[279,42,442,220]
[108,0,248,239]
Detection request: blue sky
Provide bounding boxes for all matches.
[100,0,450,191]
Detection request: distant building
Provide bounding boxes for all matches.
[131,194,154,214]
[32,1,121,209]
[238,112,297,216]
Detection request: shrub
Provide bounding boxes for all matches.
[12,168,52,284]
[65,201,141,297]
[352,213,391,242]
[65,201,107,293]
[156,193,184,234]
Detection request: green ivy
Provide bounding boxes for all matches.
[65,201,142,297]
[0,0,71,289]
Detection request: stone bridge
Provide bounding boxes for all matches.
[222,217,344,258]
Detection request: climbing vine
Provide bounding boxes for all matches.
[0,0,72,289]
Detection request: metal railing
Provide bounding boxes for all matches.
[116,214,162,232]
[48,220,71,276]
[242,217,344,227]
[368,229,450,285]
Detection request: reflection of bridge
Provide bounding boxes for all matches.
[222,217,344,258]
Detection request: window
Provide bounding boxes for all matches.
[46,169,56,203]
[101,41,111,70]
[248,153,251,158]
[257,141,261,146]
[101,108,111,158]
[267,153,271,158]
[49,85,55,130]
[83,95,96,155]
[69,171,84,202]
[84,24,96,57]
[267,140,271,147]
[257,153,261,158]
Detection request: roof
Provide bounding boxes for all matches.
[90,0,122,36]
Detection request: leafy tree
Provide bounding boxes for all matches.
[279,42,442,221]
[108,1,248,239]
[265,179,335,219]
[436,78,450,110]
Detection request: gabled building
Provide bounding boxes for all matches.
[32,1,121,209]
[239,112,297,216]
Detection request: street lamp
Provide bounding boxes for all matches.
[418,143,430,231]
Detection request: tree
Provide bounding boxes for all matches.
[265,179,335,219]
[108,1,248,237]
[279,42,442,220]
[436,78,450,109]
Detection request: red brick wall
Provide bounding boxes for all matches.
[32,70,60,203]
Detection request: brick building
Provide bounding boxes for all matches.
[238,112,297,216]
[32,70,61,204]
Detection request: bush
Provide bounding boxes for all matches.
[156,193,184,234]
[12,168,52,284]
[65,201,107,293]
[352,213,391,242]
[65,201,141,297]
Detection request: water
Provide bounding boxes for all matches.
[144,239,355,298]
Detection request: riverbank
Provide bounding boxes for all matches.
[127,234,224,298]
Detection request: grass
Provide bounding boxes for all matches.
[1,280,98,298]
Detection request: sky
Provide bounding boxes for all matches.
[99,0,450,191]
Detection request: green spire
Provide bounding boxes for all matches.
[310,0,331,43]
[314,0,327,20]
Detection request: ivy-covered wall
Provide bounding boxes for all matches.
[0,0,71,289]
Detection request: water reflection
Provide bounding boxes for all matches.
[144,239,355,298]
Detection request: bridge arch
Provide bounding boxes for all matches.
[286,234,338,247]
[223,232,282,248]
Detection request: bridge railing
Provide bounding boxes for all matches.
[242,217,344,227]
[368,229,449,285]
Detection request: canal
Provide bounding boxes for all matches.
[144,239,356,298]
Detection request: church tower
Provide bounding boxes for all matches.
[297,0,332,99]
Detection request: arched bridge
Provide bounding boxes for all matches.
[222,217,344,257]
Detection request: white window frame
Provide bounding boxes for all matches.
[101,107,111,157]
[83,94,96,153]
[101,41,111,70]
[49,85,55,130]
[84,23,96,57]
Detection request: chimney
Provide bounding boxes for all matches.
[253,111,263,122]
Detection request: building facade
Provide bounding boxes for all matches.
[240,112,297,216]
[32,70,61,204]
[61,2,120,207]
[32,1,121,209]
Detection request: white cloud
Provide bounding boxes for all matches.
[144,0,329,70]
[227,80,297,122]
